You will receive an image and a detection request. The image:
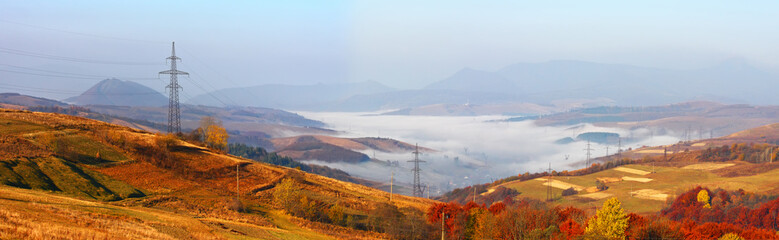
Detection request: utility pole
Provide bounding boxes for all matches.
[699,126,703,140]
[546,162,553,202]
[664,147,667,161]
[472,183,476,203]
[236,163,240,201]
[652,159,656,173]
[408,144,426,197]
[441,212,446,240]
[584,140,593,167]
[159,42,188,134]
[390,163,394,202]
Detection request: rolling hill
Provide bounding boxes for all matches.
[270,135,433,163]
[453,122,779,215]
[511,101,779,142]
[0,108,437,239]
[0,92,68,109]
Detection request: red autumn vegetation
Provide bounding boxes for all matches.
[426,186,779,239]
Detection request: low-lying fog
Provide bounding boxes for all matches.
[297,111,680,195]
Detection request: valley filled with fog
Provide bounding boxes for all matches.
[298,111,681,195]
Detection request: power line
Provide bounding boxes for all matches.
[180,63,237,106]
[0,47,159,65]
[0,64,159,80]
[178,66,234,107]
[0,19,167,44]
[179,49,245,105]
[584,140,593,167]
[0,82,163,96]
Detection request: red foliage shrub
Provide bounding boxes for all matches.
[663,186,779,232]
[487,202,505,215]
[557,206,586,222]
[559,218,584,240]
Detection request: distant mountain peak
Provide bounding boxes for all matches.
[712,57,754,71]
[65,78,168,107]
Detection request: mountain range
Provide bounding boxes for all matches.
[186,59,777,112]
[186,81,395,110]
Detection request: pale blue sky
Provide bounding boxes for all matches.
[1,1,778,99]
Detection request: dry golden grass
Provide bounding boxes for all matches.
[0,191,176,240]
[613,167,651,175]
[579,192,613,200]
[622,176,653,183]
[682,163,735,170]
[534,178,585,191]
[596,177,622,183]
[630,189,669,201]
[0,108,437,239]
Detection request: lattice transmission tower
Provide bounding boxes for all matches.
[159,42,188,134]
[408,144,426,197]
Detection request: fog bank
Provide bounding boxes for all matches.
[297,111,679,194]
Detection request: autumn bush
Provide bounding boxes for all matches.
[562,187,578,196]
[663,186,779,231]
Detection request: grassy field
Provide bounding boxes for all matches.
[0,185,344,240]
[0,108,436,239]
[499,162,779,214]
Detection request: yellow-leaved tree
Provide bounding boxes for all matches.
[586,197,629,239]
[697,189,711,208]
[719,233,744,240]
[273,178,300,213]
[199,116,228,152]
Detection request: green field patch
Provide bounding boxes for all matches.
[0,156,144,201]
[0,119,50,135]
[51,134,131,165]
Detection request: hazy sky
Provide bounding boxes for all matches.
[2,1,778,100]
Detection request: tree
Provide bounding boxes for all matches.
[596,180,609,191]
[698,190,712,209]
[198,116,228,152]
[586,197,629,239]
[473,209,499,240]
[562,187,578,196]
[206,124,228,152]
[718,233,744,240]
[273,178,300,213]
[560,218,584,240]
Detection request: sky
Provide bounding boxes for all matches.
[1,1,779,100]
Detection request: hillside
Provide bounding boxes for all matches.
[270,135,432,163]
[0,108,437,239]
[0,93,166,132]
[64,78,168,107]
[615,122,779,160]
[0,92,68,109]
[454,123,779,215]
[510,102,779,142]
